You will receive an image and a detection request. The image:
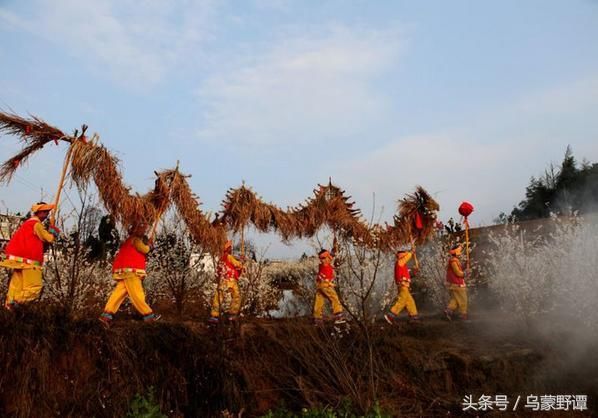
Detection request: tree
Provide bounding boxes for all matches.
[555,145,577,192]
[508,146,598,221]
[44,186,111,311]
[578,163,598,211]
[147,213,212,317]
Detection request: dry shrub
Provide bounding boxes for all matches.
[1,307,591,417]
[237,319,552,416]
[0,306,234,417]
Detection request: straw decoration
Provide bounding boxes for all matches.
[1,112,440,251]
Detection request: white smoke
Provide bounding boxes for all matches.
[485,214,598,333]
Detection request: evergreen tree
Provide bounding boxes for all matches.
[508,146,598,221]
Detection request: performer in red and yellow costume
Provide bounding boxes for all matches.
[99,222,160,325]
[384,248,419,324]
[209,240,244,323]
[313,242,346,325]
[1,202,60,309]
[445,244,468,320]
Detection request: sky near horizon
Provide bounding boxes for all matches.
[1,0,598,257]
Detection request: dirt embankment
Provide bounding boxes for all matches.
[0,307,595,417]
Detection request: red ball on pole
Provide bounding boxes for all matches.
[458,201,474,218]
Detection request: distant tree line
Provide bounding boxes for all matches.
[496,146,598,222]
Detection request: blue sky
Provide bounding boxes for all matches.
[1,0,598,257]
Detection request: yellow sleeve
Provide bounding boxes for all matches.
[34,222,55,244]
[227,254,242,268]
[132,237,150,255]
[398,251,413,267]
[450,260,464,277]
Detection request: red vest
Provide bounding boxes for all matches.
[394,262,411,284]
[112,237,147,272]
[4,218,45,263]
[318,264,335,281]
[218,253,241,280]
[446,257,465,286]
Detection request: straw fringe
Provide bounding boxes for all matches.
[2,113,440,251]
[0,112,70,183]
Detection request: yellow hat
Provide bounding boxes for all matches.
[449,244,463,256]
[31,202,55,213]
[318,249,332,260]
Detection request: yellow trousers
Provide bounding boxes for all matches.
[210,279,241,317]
[313,281,343,319]
[390,284,418,317]
[104,273,153,316]
[447,285,468,315]
[5,268,42,306]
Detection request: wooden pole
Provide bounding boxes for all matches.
[240,225,245,259]
[409,233,420,270]
[148,208,165,244]
[148,197,170,242]
[407,222,420,270]
[49,142,75,226]
[464,217,471,274]
[148,163,178,244]
[332,227,337,254]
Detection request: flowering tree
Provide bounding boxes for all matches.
[335,237,394,323]
[146,213,213,316]
[43,187,112,311]
[484,215,598,331]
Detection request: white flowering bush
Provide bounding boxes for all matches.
[417,237,452,309]
[239,257,282,317]
[42,233,113,312]
[485,215,598,331]
[336,244,394,323]
[146,214,214,316]
[40,190,114,312]
[553,221,598,329]
[265,257,318,317]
